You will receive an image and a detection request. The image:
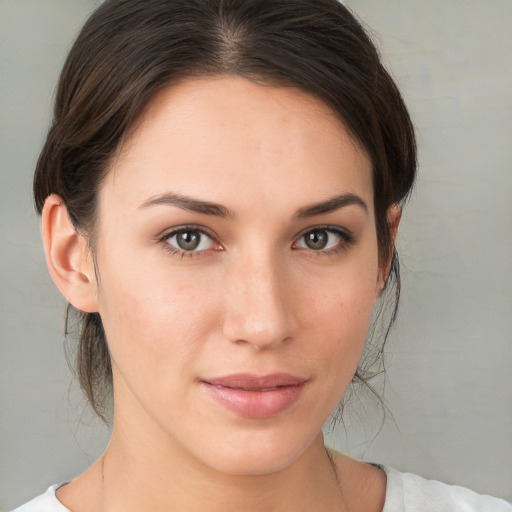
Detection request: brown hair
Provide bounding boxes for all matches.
[34,0,416,420]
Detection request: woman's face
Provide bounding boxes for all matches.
[90,76,385,475]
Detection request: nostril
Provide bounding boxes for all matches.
[222,264,297,349]
[231,333,293,352]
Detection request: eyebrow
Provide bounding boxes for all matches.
[140,192,235,218]
[140,191,368,219]
[294,193,368,218]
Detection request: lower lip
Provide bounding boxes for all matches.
[202,382,306,419]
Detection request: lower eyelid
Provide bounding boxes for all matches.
[159,226,354,257]
[159,226,226,259]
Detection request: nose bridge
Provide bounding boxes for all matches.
[222,247,295,349]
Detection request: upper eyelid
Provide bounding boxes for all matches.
[292,224,354,241]
[160,226,220,257]
[291,226,356,254]
[157,224,354,248]
[159,224,217,241]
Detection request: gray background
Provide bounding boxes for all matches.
[1,0,511,508]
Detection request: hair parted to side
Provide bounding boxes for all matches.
[34,0,416,421]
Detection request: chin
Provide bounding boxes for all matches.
[193,424,321,477]
[210,450,306,477]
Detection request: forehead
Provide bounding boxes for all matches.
[102,75,373,215]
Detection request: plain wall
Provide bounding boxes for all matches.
[1,0,511,508]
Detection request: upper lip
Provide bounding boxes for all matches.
[202,373,307,391]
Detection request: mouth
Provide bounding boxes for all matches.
[201,373,307,419]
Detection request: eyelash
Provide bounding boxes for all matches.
[292,226,356,256]
[159,225,219,259]
[158,225,355,259]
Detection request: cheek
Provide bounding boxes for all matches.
[302,262,380,376]
[320,285,376,355]
[95,257,220,378]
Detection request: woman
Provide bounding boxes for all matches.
[11,0,511,510]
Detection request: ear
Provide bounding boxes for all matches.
[41,194,99,313]
[376,204,402,294]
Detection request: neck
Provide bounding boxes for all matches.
[97,426,346,512]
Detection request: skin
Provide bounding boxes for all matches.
[43,76,397,511]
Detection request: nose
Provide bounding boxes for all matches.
[222,251,297,351]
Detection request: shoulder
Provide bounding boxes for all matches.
[9,485,70,512]
[382,466,512,512]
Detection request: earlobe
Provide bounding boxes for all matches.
[41,194,99,313]
[377,204,402,294]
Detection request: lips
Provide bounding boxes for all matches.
[201,373,307,419]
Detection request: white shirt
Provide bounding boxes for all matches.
[10,467,511,511]
[382,467,511,511]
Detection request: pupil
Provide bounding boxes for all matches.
[306,230,328,250]
[177,231,200,251]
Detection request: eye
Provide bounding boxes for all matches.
[294,227,353,252]
[164,228,216,253]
